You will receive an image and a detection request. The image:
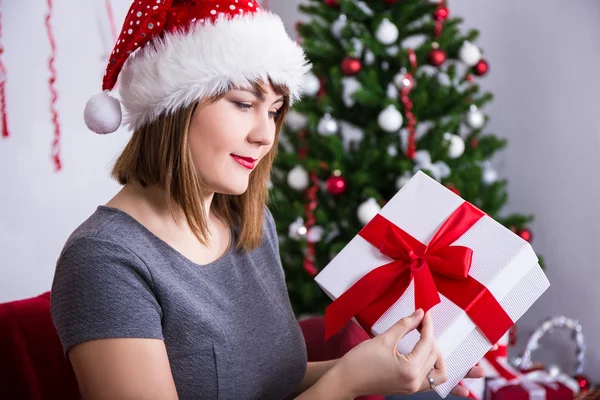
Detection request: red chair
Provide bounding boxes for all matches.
[0,293,383,400]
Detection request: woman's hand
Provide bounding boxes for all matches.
[333,308,445,397]
[331,309,491,398]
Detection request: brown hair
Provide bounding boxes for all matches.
[112,80,290,251]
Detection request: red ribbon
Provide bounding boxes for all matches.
[484,345,519,380]
[324,202,513,344]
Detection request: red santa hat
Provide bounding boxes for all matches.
[84,0,311,134]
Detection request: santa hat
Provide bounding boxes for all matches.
[84,0,311,134]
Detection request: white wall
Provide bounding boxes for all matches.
[1,0,599,381]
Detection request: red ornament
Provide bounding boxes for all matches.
[383,0,398,4]
[427,48,446,67]
[470,137,479,148]
[575,375,591,393]
[518,228,533,242]
[446,185,460,196]
[473,59,489,76]
[434,6,449,21]
[341,57,362,76]
[324,0,339,8]
[326,176,347,195]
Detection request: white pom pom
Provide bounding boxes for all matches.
[84,91,122,134]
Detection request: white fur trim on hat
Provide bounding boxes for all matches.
[118,11,311,132]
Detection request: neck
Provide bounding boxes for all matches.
[115,181,215,229]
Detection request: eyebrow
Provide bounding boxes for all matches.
[237,89,285,104]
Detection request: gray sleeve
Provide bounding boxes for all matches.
[50,237,164,356]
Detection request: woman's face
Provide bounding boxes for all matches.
[188,83,284,195]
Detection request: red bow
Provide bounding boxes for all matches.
[325,202,513,344]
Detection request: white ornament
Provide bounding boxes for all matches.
[466,106,485,129]
[376,18,399,45]
[357,198,381,225]
[288,217,307,240]
[285,110,308,131]
[307,225,325,242]
[387,144,398,157]
[331,15,347,39]
[413,150,451,181]
[350,38,364,57]
[395,172,412,190]
[340,121,364,149]
[386,45,399,56]
[482,162,498,185]
[301,72,320,97]
[378,105,403,133]
[444,132,465,159]
[437,72,452,86]
[386,83,398,99]
[458,41,482,67]
[342,77,362,107]
[287,165,309,191]
[317,114,339,136]
[355,1,374,16]
[364,50,375,66]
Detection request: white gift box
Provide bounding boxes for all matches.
[315,171,550,398]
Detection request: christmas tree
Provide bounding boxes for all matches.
[269,0,539,316]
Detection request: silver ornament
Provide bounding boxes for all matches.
[317,114,339,136]
[301,72,320,97]
[285,110,308,131]
[331,15,347,39]
[466,105,485,129]
[288,217,307,240]
[515,316,585,375]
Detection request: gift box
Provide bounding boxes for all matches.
[314,171,550,397]
[461,332,521,399]
[487,371,578,399]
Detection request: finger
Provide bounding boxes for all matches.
[420,340,442,378]
[417,367,448,392]
[464,365,485,379]
[429,353,447,380]
[407,311,435,365]
[450,385,470,397]
[386,308,424,340]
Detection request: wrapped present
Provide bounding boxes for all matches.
[487,370,579,399]
[315,171,550,397]
[461,332,521,399]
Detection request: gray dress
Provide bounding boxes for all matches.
[50,205,307,400]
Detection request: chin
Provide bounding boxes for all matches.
[215,181,249,196]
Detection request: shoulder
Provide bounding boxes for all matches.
[55,207,157,293]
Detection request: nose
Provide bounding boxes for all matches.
[247,111,275,147]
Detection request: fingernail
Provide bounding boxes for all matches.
[412,308,423,317]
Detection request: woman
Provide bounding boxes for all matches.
[50,1,486,398]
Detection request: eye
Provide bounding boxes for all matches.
[233,101,252,111]
[269,109,282,119]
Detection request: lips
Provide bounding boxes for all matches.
[231,154,257,170]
